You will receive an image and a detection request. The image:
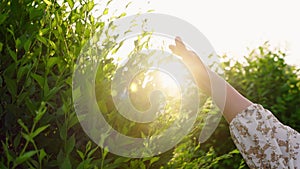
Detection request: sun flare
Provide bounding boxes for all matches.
[129,82,138,93]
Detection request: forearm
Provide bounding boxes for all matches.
[192,65,252,123]
[223,82,252,122]
[170,37,252,122]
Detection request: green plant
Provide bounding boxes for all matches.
[222,43,300,131]
[0,0,119,168]
[0,0,162,168]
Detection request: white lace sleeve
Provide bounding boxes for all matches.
[229,104,300,169]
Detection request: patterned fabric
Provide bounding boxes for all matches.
[229,104,300,169]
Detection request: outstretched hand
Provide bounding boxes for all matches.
[169,37,201,65]
[169,37,211,94]
[169,37,253,123]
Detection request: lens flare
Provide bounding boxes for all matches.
[72,13,226,158]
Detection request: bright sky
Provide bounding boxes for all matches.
[104,0,300,67]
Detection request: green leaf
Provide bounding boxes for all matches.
[76,150,84,160]
[21,132,32,142]
[16,38,21,49]
[103,8,109,15]
[125,2,132,8]
[76,160,91,169]
[31,159,40,167]
[119,12,126,18]
[24,76,32,87]
[60,156,72,169]
[147,9,155,13]
[32,125,50,138]
[17,65,30,82]
[25,98,36,114]
[43,78,49,98]
[38,149,47,164]
[149,157,160,165]
[0,42,3,52]
[7,28,15,38]
[59,122,67,141]
[113,157,131,165]
[4,75,17,97]
[229,149,240,154]
[66,0,74,9]
[34,101,47,123]
[87,146,98,158]
[7,47,17,63]
[43,0,52,6]
[87,1,94,11]
[89,15,94,24]
[14,150,37,166]
[13,134,21,148]
[0,13,8,25]
[66,135,75,154]
[31,73,44,88]
[2,140,14,163]
[39,28,50,36]
[106,0,113,6]
[67,112,78,129]
[36,35,48,46]
[57,25,63,34]
[48,40,57,50]
[17,92,29,105]
[86,141,92,152]
[29,7,43,20]
[45,86,62,101]
[24,39,31,51]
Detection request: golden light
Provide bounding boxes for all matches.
[158,71,180,98]
[129,82,138,92]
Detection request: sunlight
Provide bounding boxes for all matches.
[129,82,138,92]
[158,71,180,98]
[128,70,180,100]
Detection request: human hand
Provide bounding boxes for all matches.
[169,37,211,94]
[169,37,201,66]
[169,37,253,123]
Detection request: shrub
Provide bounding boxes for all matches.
[0,0,116,168]
[222,43,300,131]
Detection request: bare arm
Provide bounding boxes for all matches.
[169,37,252,123]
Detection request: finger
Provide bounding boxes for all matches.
[169,45,180,56]
[175,36,182,42]
[175,37,185,49]
[169,44,175,51]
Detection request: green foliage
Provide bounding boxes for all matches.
[0,0,109,168]
[222,43,300,131]
[160,135,243,169]
[0,0,163,168]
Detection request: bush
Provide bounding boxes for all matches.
[0,0,115,168]
[222,43,300,131]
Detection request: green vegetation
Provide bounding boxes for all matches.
[1,0,299,168]
[223,44,300,131]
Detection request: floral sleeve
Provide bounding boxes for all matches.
[229,104,300,169]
